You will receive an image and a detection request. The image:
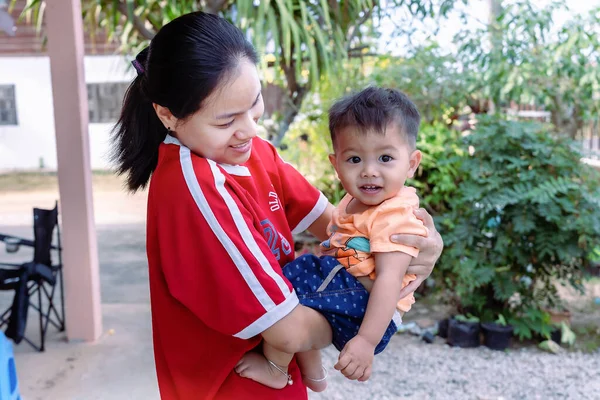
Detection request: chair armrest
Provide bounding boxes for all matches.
[0,233,35,248]
[0,262,21,268]
[0,233,60,250]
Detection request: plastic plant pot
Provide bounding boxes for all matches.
[481,322,513,351]
[438,318,449,338]
[447,318,480,348]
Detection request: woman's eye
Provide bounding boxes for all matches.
[347,156,361,164]
[217,120,235,128]
[379,155,393,162]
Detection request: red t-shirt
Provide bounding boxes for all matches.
[146,135,328,399]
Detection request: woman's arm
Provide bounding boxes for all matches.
[306,202,335,241]
[261,303,332,354]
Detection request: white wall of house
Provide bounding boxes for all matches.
[0,55,134,171]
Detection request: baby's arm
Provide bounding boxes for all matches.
[334,251,411,381]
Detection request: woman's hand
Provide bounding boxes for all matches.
[391,208,443,299]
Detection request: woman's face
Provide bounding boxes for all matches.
[157,59,265,165]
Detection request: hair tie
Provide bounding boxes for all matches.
[132,47,150,76]
[131,59,145,75]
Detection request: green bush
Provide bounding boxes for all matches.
[437,117,600,340]
[408,122,464,215]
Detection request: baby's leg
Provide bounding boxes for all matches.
[297,349,328,392]
[235,342,294,389]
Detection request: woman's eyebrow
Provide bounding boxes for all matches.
[215,91,261,120]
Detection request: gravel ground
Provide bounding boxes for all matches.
[310,334,600,400]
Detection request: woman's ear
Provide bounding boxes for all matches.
[153,103,177,130]
[407,150,422,178]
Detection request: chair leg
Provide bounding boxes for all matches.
[42,284,62,331]
[22,336,42,352]
[38,282,44,352]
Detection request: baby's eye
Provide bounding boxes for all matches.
[347,156,361,164]
[379,155,393,162]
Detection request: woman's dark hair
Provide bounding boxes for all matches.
[112,12,258,191]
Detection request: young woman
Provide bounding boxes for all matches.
[112,11,443,400]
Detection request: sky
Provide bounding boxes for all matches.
[379,0,600,55]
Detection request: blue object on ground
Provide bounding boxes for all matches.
[0,331,21,400]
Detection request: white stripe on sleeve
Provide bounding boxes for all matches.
[208,160,291,297]
[234,291,299,339]
[179,147,277,311]
[291,191,329,234]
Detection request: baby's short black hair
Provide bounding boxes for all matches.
[328,86,420,149]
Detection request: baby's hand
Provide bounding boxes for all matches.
[334,335,375,381]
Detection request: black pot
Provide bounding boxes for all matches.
[438,318,449,338]
[550,328,561,344]
[447,319,480,348]
[481,322,513,351]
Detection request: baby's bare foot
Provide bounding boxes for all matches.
[235,352,290,389]
[302,366,328,392]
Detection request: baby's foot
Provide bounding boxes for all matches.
[302,366,328,392]
[235,352,290,389]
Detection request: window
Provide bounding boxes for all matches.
[87,82,129,123]
[0,85,18,126]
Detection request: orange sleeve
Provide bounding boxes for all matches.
[367,190,428,256]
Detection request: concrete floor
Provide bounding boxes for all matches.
[1,223,160,400]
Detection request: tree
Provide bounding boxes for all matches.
[14,0,464,145]
[456,1,600,138]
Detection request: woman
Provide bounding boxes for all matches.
[112,11,443,400]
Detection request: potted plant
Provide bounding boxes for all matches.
[447,314,480,348]
[481,314,513,351]
[437,318,450,339]
[433,118,600,342]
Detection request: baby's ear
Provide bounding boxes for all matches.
[328,153,336,167]
[328,153,341,178]
[407,150,422,178]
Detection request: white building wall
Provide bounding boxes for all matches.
[0,55,134,171]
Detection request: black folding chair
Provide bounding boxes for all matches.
[0,202,65,351]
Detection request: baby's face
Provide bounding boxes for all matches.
[329,123,421,207]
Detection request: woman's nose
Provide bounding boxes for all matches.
[237,115,259,139]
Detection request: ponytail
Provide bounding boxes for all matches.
[111,52,167,192]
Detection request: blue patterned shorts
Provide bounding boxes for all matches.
[283,254,401,354]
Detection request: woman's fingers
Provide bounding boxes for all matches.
[390,232,426,249]
[413,207,434,228]
[405,264,434,277]
[397,275,426,299]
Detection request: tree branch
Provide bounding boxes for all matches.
[346,8,373,51]
[116,2,156,40]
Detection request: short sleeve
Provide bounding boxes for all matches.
[368,191,429,256]
[267,140,328,234]
[151,152,298,340]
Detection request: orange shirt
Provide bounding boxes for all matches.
[321,187,429,311]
